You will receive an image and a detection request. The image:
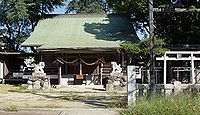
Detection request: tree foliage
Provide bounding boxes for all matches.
[0,0,63,51]
[108,0,200,45]
[155,11,200,44]
[121,38,168,60]
[66,0,108,14]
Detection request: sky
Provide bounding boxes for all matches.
[51,6,67,14]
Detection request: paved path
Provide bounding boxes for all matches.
[0,108,119,115]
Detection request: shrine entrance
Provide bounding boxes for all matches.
[156,51,200,84]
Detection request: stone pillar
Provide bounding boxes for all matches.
[165,84,173,96]
[0,62,3,83]
[138,85,144,97]
[106,83,114,92]
[27,80,33,90]
[34,80,41,89]
[173,81,182,95]
[127,66,137,106]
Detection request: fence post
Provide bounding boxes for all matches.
[165,84,173,96]
[138,84,144,97]
[173,81,182,95]
[127,66,137,106]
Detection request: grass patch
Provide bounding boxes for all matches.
[106,91,127,108]
[46,104,61,109]
[106,97,127,108]
[4,104,19,112]
[121,93,200,115]
[8,85,46,93]
[8,85,31,93]
[106,100,127,108]
[0,84,18,93]
[60,92,81,101]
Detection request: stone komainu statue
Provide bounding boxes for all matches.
[27,62,50,90]
[110,62,122,77]
[33,62,45,73]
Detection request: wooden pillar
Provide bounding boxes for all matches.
[40,53,43,62]
[80,60,82,75]
[96,62,100,84]
[65,54,67,75]
[121,52,125,67]
[121,52,125,75]
[58,65,62,85]
[191,53,195,84]
[118,51,121,64]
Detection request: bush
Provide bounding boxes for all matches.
[121,93,200,115]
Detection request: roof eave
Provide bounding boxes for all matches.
[21,44,43,47]
[37,47,121,52]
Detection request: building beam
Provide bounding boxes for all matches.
[154,8,200,12]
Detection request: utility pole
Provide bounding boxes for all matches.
[149,0,156,96]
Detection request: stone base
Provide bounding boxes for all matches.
[106,83,113,92]
[106,83,127,92]
[27,75,50,90]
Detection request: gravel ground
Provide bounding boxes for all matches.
[0,85,125,115]
[0,108,119,115]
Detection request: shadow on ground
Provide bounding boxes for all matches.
[31,91,126,108]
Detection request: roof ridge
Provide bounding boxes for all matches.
[43,13,124,19]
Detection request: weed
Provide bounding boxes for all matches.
[4,104,19,112]
[46,104,61,109]
[106,99,127,108]
[8,85,31,93]
[106,97,127,108]
[121,93,200,115]
[60,92,81,101]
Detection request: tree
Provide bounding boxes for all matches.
[27,0,64,30]
[66,0,108,14]
[121,38,168,63]
[155,11,200,44]
[108,0,200,45]
[0,0,30,51]
[0,0,64,51]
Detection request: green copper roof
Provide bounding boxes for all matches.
[22,14,139,50]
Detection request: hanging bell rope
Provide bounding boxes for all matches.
[98,58,106,64]
[80,59,99,66]
[80,57,105,65]
[57,57,79,64]
[56,57,105,65]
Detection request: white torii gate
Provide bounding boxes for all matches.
[156,51,200,85]
[0,62,3,82]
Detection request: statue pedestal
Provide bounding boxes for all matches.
[27,72,50,90]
